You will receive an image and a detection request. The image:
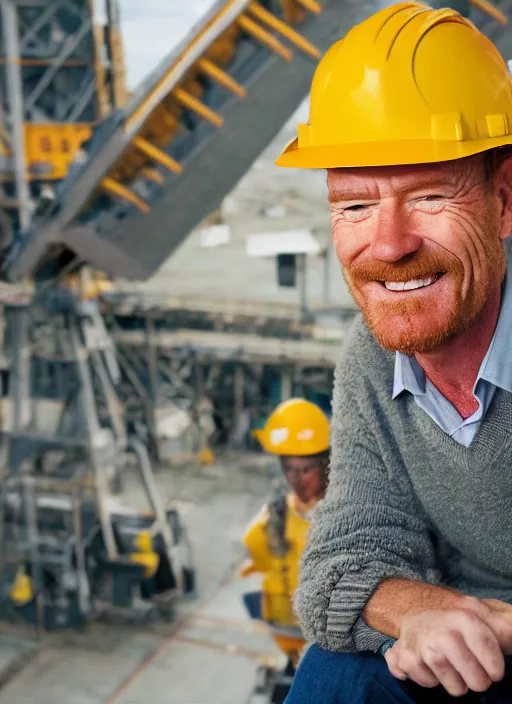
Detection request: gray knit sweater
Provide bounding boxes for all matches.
[295,316,512,653]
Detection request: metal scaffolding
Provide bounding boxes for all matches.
[0,0,126,235]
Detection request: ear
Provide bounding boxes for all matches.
[495,156,512,241]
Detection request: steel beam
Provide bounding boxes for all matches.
[18,0,64,54]
[66,75,96,121]
[24,17,92,113]
[10,303,31,430]
[1,0,30,232]
[69,313,118,560]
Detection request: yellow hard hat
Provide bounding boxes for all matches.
[276,3,512,169]
[253,398,329,456]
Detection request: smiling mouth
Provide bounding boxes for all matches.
[380,273,444,292]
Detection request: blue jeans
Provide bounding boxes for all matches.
[285,645,512,703]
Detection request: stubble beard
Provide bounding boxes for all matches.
[347,280,465,355]
[342,249,503,356]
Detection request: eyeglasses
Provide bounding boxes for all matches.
[281,462,320,476]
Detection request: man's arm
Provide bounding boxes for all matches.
[294,348,441,653]
[363,577,466,638]
[365,577,512,647]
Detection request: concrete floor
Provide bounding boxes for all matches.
[0,454,284,703]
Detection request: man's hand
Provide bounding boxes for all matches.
[384,604,506,697]
[481,598,512,654]
[362,579,512,697]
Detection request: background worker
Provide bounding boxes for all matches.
[274,3,512,703]
[241,398,329,668]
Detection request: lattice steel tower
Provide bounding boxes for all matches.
[0,0,126,242]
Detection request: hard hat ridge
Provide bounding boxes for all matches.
[276,2,512,169]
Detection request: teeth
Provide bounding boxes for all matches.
[384,277,435,292]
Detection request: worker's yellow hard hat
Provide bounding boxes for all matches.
[253,399,329,456]
[276,2,512,169]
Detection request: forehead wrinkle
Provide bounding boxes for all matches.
[327,158,487,203]
[389,171,458,194]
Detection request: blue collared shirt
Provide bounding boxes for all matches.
[392,249,512,447]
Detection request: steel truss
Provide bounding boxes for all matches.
[0,289,194,631]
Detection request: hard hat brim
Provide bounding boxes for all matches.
[275,136,512,169]
[251,429,266,447]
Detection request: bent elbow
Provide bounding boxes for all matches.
[294,583,358,653]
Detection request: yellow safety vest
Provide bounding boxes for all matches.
[241,493,311,658]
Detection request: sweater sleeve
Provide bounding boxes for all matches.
[294,348,440,653]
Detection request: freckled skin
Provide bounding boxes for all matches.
[328,155,512,415]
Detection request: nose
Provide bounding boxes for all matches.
[370,200,422,263]
[287,468,305,489]
[288,467,302,483]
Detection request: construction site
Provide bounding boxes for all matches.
[0,0,508,702]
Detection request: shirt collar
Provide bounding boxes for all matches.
[478,242,512,393]
[392,352,425,399]
[393,238,512,399]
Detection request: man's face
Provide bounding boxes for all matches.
[328,156,512,355]
[281,455,327,505]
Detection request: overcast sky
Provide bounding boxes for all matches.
[118,0,215,88]
[113,0,308,122]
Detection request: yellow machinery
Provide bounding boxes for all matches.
[128,531,160,579]
[9,568,34,606]
[60,270,113,300]
[0,124,92,183]
[21,124,92,182]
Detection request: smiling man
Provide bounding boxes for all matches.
[275,3,512,703]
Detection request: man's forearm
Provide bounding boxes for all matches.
[362,577,468,638]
